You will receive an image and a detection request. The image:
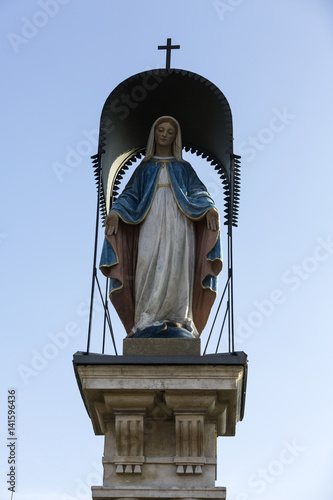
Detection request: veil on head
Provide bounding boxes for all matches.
[143,116,183,161]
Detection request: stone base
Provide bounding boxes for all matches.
[91,486,226,499]
[74,352,247,500]
[123,338,201,356]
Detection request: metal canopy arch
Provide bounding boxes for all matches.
[87,68,241,355]
[94,68,240,226]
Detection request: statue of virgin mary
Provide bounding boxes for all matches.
[99,116,222,338]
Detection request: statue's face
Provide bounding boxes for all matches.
[154,122,176,148]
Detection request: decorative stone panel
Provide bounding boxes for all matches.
[114,412,145,473]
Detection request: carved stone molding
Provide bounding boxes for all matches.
[115,413,144,457]
[100,393,155,475]
[174,413,205,473]
[114,412,145,473]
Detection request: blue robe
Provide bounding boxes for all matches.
[100,158,222,335]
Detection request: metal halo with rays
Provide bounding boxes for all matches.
[93,68,240,227]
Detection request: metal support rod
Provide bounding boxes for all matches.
[95,274,118,355]
[86,156,101,354]
[227,229,233,353]
[203,276,230,355]
[228,154,236,353]
[227,273,231,352]
[229,224,235,352]
[215,304,229,353]
[102,277,108,354]
[105,306,118,355]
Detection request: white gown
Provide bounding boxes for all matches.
[133,158,197,335]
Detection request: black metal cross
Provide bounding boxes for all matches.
[158,38,180,69]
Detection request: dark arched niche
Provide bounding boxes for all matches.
[95,68,240,226]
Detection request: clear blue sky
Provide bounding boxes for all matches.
[1,1,333,499]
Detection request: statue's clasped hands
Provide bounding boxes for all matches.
[206,208,220,231]
[104,211,119,235]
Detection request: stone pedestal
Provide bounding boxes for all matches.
[73,350,247,500]
[123,338,201,356]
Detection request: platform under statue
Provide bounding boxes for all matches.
[99,116,222,340]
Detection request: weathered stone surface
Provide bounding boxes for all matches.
[75,361,245,499]
[91,486,226,499]
[76,364,244,437]
[91,486,227,499]
[123,338,201,356]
